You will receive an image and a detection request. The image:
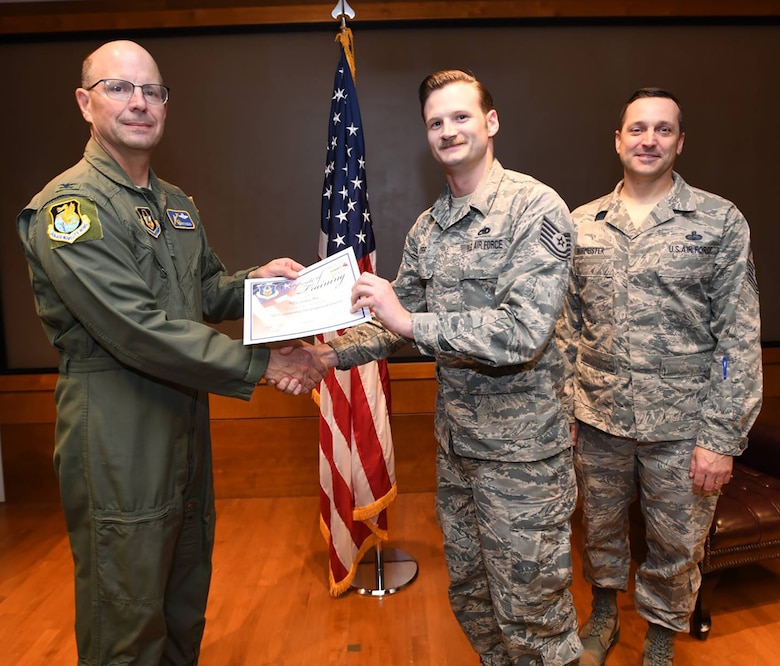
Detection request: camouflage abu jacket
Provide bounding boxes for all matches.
[331,160,573,462]
[556,172,762,455]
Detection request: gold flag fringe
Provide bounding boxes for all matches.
[335,26,356,84]
[320,481,397,597]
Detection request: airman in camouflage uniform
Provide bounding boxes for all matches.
[319,70,582,665]
[556,88,762,665]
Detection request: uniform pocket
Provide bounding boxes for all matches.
[509,454,576,612]
[574,351,624,418]
[656,270,711,324]
[459,265,500,309]
[575,257,615,330]
[95,499,182,603]
[655,354,711,428]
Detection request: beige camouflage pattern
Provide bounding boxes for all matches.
[556,172,762,455]
[332,160,581,664]
[437,446,582,665]
[575,422,718,632]
[556,172,763,635]
[333,160,574,462]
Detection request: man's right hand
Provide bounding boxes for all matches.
[264,346,329,395]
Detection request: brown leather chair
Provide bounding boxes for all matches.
[692,421,780,639]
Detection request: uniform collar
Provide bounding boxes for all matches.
[430,159,504,226]
[83,138,162,196]
[599,171,697,236]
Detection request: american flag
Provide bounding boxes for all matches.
[316,29,397,597]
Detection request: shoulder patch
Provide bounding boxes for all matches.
[46,197,103,248]
[540,217,571,261]
[167,209,196,230]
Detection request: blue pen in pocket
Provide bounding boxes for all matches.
[722,357,728,380]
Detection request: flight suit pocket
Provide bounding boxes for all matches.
[95,500,181,603]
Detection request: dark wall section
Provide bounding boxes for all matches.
[2,22,779,370]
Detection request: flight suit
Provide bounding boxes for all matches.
[17,139,268,665]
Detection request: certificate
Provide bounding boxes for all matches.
[243,246,371,344]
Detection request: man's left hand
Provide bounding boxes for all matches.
[249,258,304,280]
[351,272,413,338]
[689,445,733,494]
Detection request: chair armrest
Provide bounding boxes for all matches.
[737,422,780,478]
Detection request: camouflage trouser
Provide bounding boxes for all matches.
[574,421,719,632]
[436,444,582,666]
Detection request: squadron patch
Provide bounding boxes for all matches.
[167,209,195,230]
[136,206,162,238]
[46,198,102,248]
[540,218,571,261]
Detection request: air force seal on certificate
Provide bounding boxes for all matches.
[46,198,103,248]
[253,282,281,300]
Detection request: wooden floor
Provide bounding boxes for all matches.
[2,493,780,665]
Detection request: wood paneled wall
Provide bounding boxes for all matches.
[0,361,439,503]
[1,0,778,35]
[2,350,779,504]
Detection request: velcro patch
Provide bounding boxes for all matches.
[167,209,196,230]
[136,206,162,238]
[540,218,571,261]
[46,197,103,248]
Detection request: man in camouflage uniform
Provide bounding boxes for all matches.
[555,88,763,665]
[310,70,582,665]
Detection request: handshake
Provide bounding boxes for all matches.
[264,342,337,395]
[249,256,409,396]
[248,257,338,395]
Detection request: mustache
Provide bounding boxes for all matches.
[440,137,466,148]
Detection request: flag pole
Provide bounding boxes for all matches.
[325,0,418,597]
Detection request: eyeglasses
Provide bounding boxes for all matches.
[85,78,170,105]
